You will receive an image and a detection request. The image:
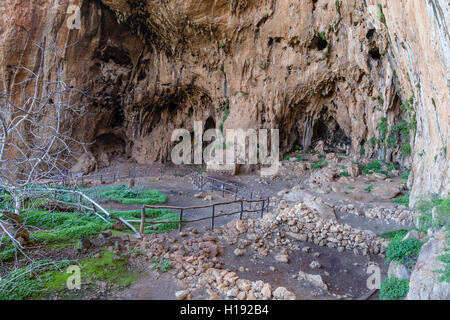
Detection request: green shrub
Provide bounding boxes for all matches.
[363,160,390,177]
[385,238,424,266]
[380,277,409,300]
[365,184,373,192]
[436,252,450,283]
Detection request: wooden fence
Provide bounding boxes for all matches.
[138,197,270,234]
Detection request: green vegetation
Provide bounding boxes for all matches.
[152,258,172,272]
[339,171,350,177]
[365,184,373,192]
[381,229,410,241]
[0,259,73,300]
[335,0,340,10]
[312,160,328,170]
[319,32,326,42]
[380,277,409,300]
[363,160,391,177]
[99,185,168,205]
[415,196,449,232]
[345,186,355,190]
[401,171,410,180]
[392,193,410,207]
[377,4,386,25]
[370,95,415,157]
[414,197,449,283]
[385,237,424,267]
[359,145,365,155]
[436,252,450,283]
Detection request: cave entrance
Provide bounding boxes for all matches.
[92,133,126,168]
[311,116,351,153]
[202,116,217,150]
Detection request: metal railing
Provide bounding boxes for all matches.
[138,197,270,234]
[192,175,260,201]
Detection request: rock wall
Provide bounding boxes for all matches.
[407,230,450,300]
[0,0,448,205]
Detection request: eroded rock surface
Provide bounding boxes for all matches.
[0,1,448,204]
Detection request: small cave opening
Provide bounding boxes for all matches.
[311,116,351,153]
[92,133,126,169]
[309,34,328,51]
[369,47,381,60]
[366,28,375,40]
[202,116,217,150]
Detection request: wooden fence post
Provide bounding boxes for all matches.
[77,193,82,212]
[140,207,145,235]
[211,205,215,230]
[266,197,270,213]
[222,184,225,197]
[179,209,184,231]
[260,199,265,218]
[239,200,243,220]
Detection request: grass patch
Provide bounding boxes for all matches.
[392,193,410,207]
[0,259,72,300]
[381,229,410,241]
[99,185,168,205]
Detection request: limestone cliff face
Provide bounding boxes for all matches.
[0,0,448,205]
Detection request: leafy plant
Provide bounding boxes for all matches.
[312,160,328,170]
[385,238,424,266]
[152,258,172,272]
[365,184,373,192]
[380,277,409,300]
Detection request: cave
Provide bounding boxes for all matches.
[309,34,328,51]
[311,116,351,153]
[369,47,381,60]
[92,133,126,168]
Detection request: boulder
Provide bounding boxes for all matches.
[388,261,410,280]
[70,152,97,175]
[372,184,403,200]
[402,230,427,241]
[296,271,328,291]
[406,231,450,300]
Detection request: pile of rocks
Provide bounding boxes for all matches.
[198,268,296,300]
[232,202,390,257]
[363,207,414,225]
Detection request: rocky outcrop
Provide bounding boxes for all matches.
[407,230,450,300]
[0,0,448,204]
